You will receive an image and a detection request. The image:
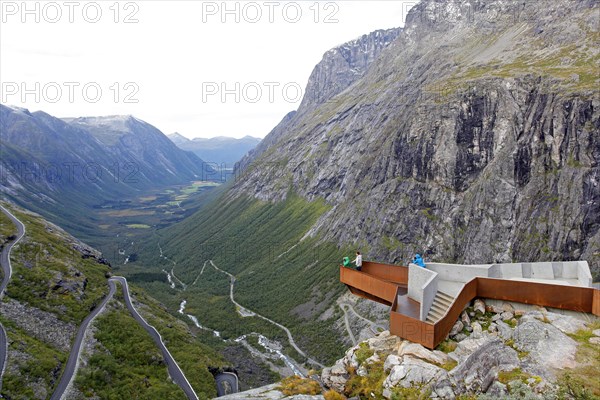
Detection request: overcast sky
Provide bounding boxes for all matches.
[1,1,415,139]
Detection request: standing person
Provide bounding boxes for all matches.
[352,251,363,271]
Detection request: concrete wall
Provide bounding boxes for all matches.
[408,264,437,303]
[530,262,554,279]
[562,261,579,278]
[426,263,492,283]
[420,272,438,321]
[496,263,523,279]
[577,261,593,287]
[408,264,439,321]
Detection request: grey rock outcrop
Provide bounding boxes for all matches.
[0,299,76,352]
[513,317,578,375]
[321,307,597,398]
[299,28,402,110]
[383,356,448,391]
[230,0,600,278]
[450,338,519,394]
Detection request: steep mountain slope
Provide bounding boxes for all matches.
[238,27,402,172]
[138,0,599,372]
[0,105,210,238]
[136,26,405,367]
[168,133,261,166]
[233,0,600,278]
[0,202,223,399]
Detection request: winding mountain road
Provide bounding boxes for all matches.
[111,276,199,400]
[339,302,386,336]
[49,277,199,400]
[0,205,26,391]
[340,304,358,345]
[209,260,325,369]
[49,281,117,400]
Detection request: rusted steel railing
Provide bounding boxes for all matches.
[340,261,600,350]
[361,261,408,285]
[339,266,398,305]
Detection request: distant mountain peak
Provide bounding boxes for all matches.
[299,27,402,110]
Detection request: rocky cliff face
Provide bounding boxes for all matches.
[231,0,600,278]
[298,27,402,110]
[238,27,401,173]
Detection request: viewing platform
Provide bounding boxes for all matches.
[340,260,600,349]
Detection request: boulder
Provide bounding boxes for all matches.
[366,331,402,354]
[471,322,483,339]
[473,299,486,315]
[502,303,514,313]
[383,354,402,373]
[383,356,448,390]
[449,321,464,337]
[486,381,509,397]
[592,329,600,337]
[399,343,450,365]
[589,337,600,345]
[448,337,489,363]
[460,311,471,327]
[495,321,513,340]
[454,333,468,342]
[450,338,519,394]
[321,364,348,392]
[491,314,502,322]
[543,312,588,334]
[513,318,578,374]
[501,311,514,321]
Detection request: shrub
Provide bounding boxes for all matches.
[278,376,321,396]
[324,389,346,400]
[355,342,375,365]
[344,361,386,399]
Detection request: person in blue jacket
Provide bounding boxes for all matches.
[412,254,426,268]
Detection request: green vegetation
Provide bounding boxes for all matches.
[559,323,600,397]
[127,284,226,398]
[0,208,16,242]
[133,192,350,364]
[344,361,387,399]
[0,315,67,399]
[390,386,431,400]
[73,279,224,399]
[355,342,375,365]
[436,339,458,354]
[323,389,346,400]
[0,205,109,399]
[126,224,151,229]
[277,376,321,396]
[74,305,188,399]
[1,204,223,399]
[497,368,540,386]
[5,208,110,323]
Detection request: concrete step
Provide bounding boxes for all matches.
[428,309,444,320]
[426,312,443,323]
[437,291,454,302]
[434,297,452,307]
[430,303,448,315]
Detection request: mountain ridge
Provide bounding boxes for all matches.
[167,133,261,166]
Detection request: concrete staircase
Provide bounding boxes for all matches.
[426,291,454,324]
